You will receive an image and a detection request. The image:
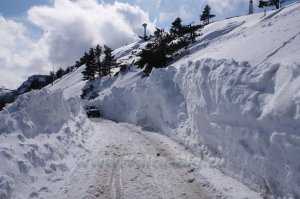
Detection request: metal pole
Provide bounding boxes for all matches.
[249,0,254,14]
[142,23,147,40]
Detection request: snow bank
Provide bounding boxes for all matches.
[0,89,91,199]
[93,58,300,197]
[176,59,300,198]
[0,89,81,138]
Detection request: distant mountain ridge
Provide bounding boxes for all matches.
[0,75,53,110]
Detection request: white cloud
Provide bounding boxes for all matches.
[0,16,48,88]
[0,0,154,89]
[206,0,255,18]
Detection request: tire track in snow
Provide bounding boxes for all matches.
[109,159,123,199]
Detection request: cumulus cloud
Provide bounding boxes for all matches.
[0,0,154,89]
[0,16,48,88]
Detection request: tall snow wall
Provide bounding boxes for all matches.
[95,58,300,197]
[0,89,82,138]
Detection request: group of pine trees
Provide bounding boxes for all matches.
[49,66,74,82]
[135,4,215,76]
[258,0,281,16]
[81,45,116,81]
[136,18,203,75]
[259,0,281,10]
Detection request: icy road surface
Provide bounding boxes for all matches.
[47,119,261,199]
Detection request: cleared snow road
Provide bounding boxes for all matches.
[49,119,212,199]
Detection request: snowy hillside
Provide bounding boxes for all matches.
[1,2,300,199]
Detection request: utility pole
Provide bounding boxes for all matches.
[249,0,254,14]
[142,23,148,41]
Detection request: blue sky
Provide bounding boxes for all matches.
[0,0,51,17]
[0,0,253,89]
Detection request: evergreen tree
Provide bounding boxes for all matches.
[82,49,97,80]
[200,5,215,25]
[75,61,81,68]
[55,68,65,79]
[136,33,169,75]
[170,17,184,37]
[49,71,55,84]
[184,24,201,42]
[271,0,280,9]
[102,45,116,76]
[136,18,203,76]
[259,0,280,14]
[88,48,98,79]
[79,52,89,67]
[94,44,102,77]
[154,28,164,39]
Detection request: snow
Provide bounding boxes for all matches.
[178,3,300,66]
[0,88,92,198]
[92,61,300,197]
[0,2,300,198]
[40,120,262,199]
[0,89,82,138]
[48,66,86,99]
[0,89,260,198]
[86,3,300,198]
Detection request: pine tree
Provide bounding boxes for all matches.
[82,62,91,81]
[75,61,81,68]
[271,0,280,9]
[154,28,164,39]
[88,48,98,80]
[94,45,102,77]
[259,0,280,14]
[78,52,89,67]
[82,49,97,80]
[102,45,116,76]
[56,68,65,79]
[49,71,56,84]
[200,5,215,25]
[136,34,169,75]
[170,17,184,37]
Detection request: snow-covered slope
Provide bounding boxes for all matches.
[86,3,300,198]
[48,66,86,99]
[181,2,300,66]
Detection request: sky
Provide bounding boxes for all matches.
[0,0,253,89]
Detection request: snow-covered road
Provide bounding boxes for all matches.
[44,119,261,199]
[51,120,210,199]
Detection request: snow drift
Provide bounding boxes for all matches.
[0,89,91,199]
[0,89,81,138]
